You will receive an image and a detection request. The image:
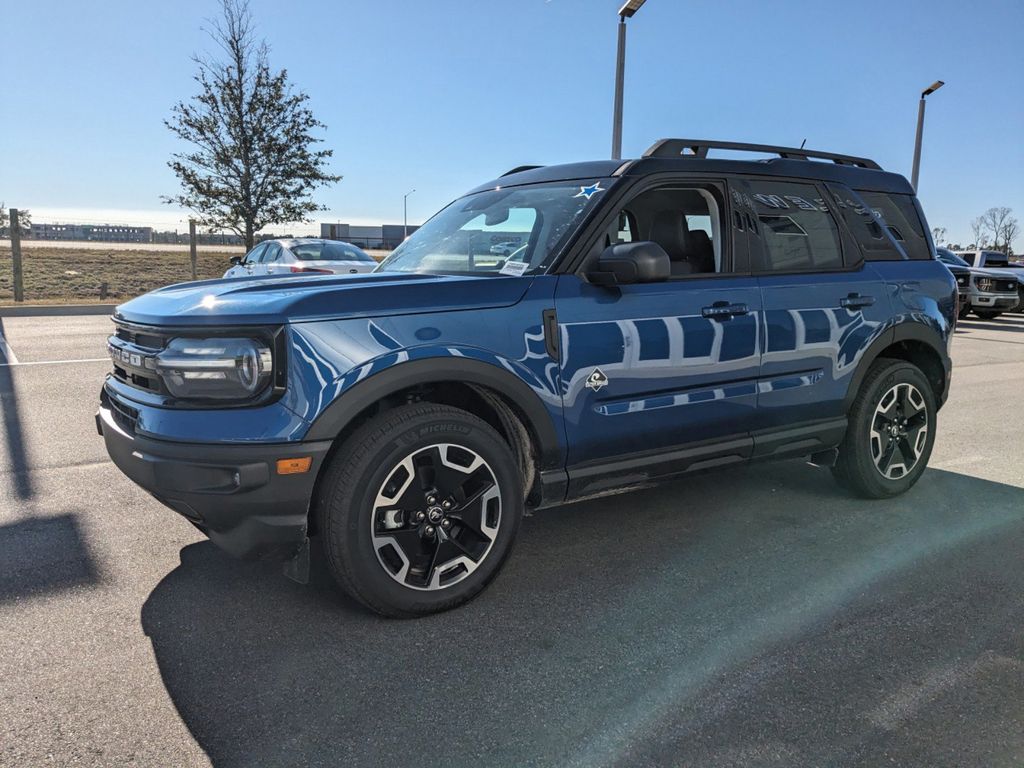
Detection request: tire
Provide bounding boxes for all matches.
[974,310,1001,320]
[315,403,523,618]
[832,359,937,499]
[957,303,971,320]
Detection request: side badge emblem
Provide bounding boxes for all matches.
[585,368,609,392]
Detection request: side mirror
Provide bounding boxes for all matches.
[229,256,243,266]
[586,241,670,286]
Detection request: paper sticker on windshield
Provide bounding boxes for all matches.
[574,182,604,200]
[499,260,530,277]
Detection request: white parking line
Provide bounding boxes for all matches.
[0,357,108,367]
[0,333,19,365]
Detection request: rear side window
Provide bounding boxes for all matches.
[745,180,843,272]
[858,192,931,260]
[826,184,906,262]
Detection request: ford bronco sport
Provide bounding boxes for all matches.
[98,139,955,617]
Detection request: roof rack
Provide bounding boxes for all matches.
[501,164,544,177]
[642,139,880,170]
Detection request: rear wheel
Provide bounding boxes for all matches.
[832,359,936,498]
[315,403,523,618]
[974,310,1002,320]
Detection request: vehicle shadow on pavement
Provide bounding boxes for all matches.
[141,462,1024,768]
[957,318,1024,335]
[0,514,99,603]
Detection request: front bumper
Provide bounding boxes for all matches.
[97,402,332,561]
[970,292,1019,310]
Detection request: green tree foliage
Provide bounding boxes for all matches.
[164,0,341,249]
[0,205,31,237]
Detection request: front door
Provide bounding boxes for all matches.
[553,181,762,498]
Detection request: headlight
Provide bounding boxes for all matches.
[976,277,994,292]
[155,337,273,401]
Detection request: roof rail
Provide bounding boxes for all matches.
[501,164,544,177]
[642,139,881,170]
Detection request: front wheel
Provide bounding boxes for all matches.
[315,403,523,618]
[832,359,936,498]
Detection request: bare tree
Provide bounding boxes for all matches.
[164,0,341,249]
[970,217,990,249]
[931,226,947,246]
[1000,214,1019,255]
[981,207,1013,253]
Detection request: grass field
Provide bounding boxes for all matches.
[0,246,389,304]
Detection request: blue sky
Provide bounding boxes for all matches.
[3,0,1022,247]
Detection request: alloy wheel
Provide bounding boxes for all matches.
[370,443,502,591]
[869,382,929,480]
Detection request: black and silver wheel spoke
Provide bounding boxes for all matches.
[869,382,928,480]
[371,442,502,591]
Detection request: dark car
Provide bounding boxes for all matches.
[98,138,955,617]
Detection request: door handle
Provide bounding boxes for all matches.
[839,293,876,309]
[701,302,749,319]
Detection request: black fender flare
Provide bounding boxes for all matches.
[841,321,951,411]
[302,357,563,468]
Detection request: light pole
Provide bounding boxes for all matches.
[611,0,647,160]
[403,189,415,240]
[910,80,944,191]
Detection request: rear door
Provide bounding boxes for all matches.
[739,177,893,453]
[260,242,285,275]
[554,179,762,497]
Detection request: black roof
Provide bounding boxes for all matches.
[469,139,914,196]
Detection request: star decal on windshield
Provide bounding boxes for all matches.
[574,182,604,200]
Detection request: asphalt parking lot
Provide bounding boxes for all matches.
[1,311,1023,767]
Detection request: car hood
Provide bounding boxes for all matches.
[114,271,534,327]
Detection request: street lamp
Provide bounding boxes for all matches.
[611,0,647,160]
[910,80,944,191]
[403,189,415,240]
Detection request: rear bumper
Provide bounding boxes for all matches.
[97,403,331,561]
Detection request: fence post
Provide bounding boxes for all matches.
[10,208,24,302]
[188,219,197,281]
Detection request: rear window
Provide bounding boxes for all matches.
[291,242,375,262]
[981,251,1009,267]
[857,192,931,260]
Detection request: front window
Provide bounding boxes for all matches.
[376,181,609,276]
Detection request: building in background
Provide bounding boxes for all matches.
[321,223,419,250]
[31,223,153,243]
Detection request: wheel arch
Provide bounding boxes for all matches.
[302,357,563,534]
[842,323,950,412]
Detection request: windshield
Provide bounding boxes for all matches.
[376,181,609,276]
[937,250,969,267]
[291,241,375,262]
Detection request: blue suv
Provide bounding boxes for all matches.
[98,139,955,616]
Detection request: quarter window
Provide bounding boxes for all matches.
[858,192,931,260]
[746,180,842,272]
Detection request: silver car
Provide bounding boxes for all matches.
[224,238,378,278]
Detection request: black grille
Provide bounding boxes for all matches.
[996,279,1016,292]
[110,321,167,394]
[107,395,139,435]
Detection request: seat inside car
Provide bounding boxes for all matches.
[649,209,698,276]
